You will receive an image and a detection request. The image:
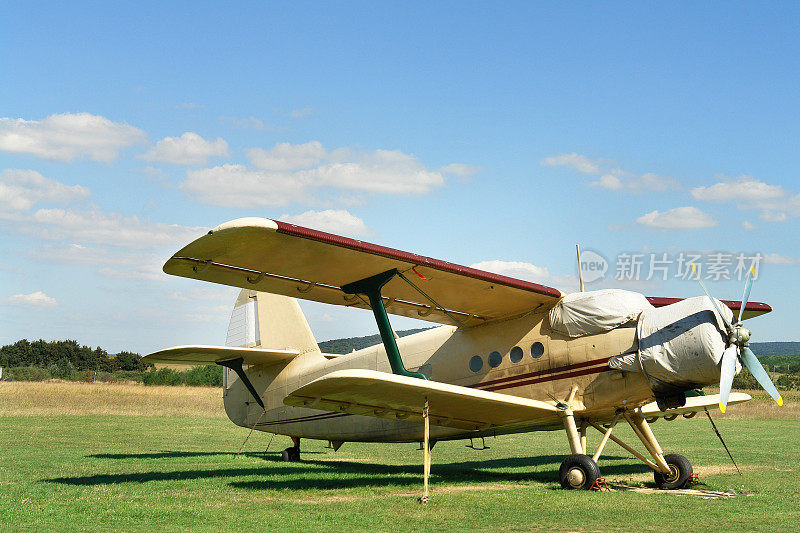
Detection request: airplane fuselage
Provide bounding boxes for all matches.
[222,309,654,443]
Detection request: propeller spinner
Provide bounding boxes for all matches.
[691,264,783,412]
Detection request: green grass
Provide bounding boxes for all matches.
[2,408,800,532]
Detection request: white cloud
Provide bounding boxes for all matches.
[541,153,602,174]
[763,253,800,265]
[7,291,57,307]
[469,260,577,292]
[278,209,371,237]
[636,206,718,229]
[440,163,482,176]
[544,152,679,192]
[182,142,447,208]
[139,132,230,166]
[310,149,445,194]
[25,208,204,249]
[182,164,309,208]
[219,115,264,130]
[590,174,623,190]
[0,169,89,213]
[691,176,787,202]
[247,141,327,171]
[742,220,756,231]
[0,113,146,162]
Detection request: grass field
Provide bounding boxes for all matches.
[1,382,799,532]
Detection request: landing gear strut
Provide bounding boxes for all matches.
[560,405,694,490]
[281,437,301,462]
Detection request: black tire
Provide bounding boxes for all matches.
[559,454,601,490]
[653,453,692,489]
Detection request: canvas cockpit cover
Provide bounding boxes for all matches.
[609,296,736,394]
[548,289,654,337]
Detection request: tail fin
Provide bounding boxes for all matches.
[225,289,319,355]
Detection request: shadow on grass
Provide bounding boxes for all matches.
[89,450,323,460]
[48,451,648,490]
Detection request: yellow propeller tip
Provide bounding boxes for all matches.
[691,263,697,273]
[778,396,783,407]
[719,403,726,413]
[750,266,756,276]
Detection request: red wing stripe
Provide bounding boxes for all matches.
[647,296,771,313]
[475,356,612,388]
[274,221,561,298]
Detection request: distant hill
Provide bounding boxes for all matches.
[318,328,432,354]
[749,342,800,357]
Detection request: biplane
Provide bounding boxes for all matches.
[145,217,781,494]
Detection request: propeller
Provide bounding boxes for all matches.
[691,264,783,412]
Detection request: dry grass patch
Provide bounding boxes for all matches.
[0,380,225,417]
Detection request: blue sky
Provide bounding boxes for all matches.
[1,2,798,354]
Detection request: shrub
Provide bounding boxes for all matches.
[184,365,223,387]
[142,368,183,386]
[8,366,52,381]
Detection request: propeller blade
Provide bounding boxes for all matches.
[741,346,783,406]
[718,346,738,413]
[691,263,732,331]
[737,266,756,323]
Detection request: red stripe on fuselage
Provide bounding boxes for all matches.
[475,356,612,388]
[477,365,611,392]
[471,356,613,392]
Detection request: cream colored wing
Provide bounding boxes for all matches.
[143,345,299,366]
[640,392,751,418]
[162,217,562,327]
[284,369,562,431]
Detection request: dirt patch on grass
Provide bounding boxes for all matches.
[0,380,225,417]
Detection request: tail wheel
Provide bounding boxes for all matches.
[281,446,300,462]
[559,454,601,490]
[653,453,692,489]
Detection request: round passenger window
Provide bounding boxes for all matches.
[531,342,545,358]
[509,346,523,363]
[469,355,483,372]
[488,351,503,368]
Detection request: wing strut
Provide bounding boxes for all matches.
[216,358,265,409]
[341,269,427,380]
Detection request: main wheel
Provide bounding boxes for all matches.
[559,454,601,490]
[653,453,692,489]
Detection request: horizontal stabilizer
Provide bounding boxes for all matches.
[284,369,562,431]
[640,392,751,418]
[143,345,300,366]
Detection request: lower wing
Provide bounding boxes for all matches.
[284,369,561,431]
[640,392,751,418]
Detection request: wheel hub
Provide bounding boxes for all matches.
[663,465,680,483]
[566,467,585,488]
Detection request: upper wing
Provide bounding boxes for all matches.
[284,369,562,431]
[647,297,771,319]
[640,392,751,418]
[162,218,562,327]
[143,345,300,366]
